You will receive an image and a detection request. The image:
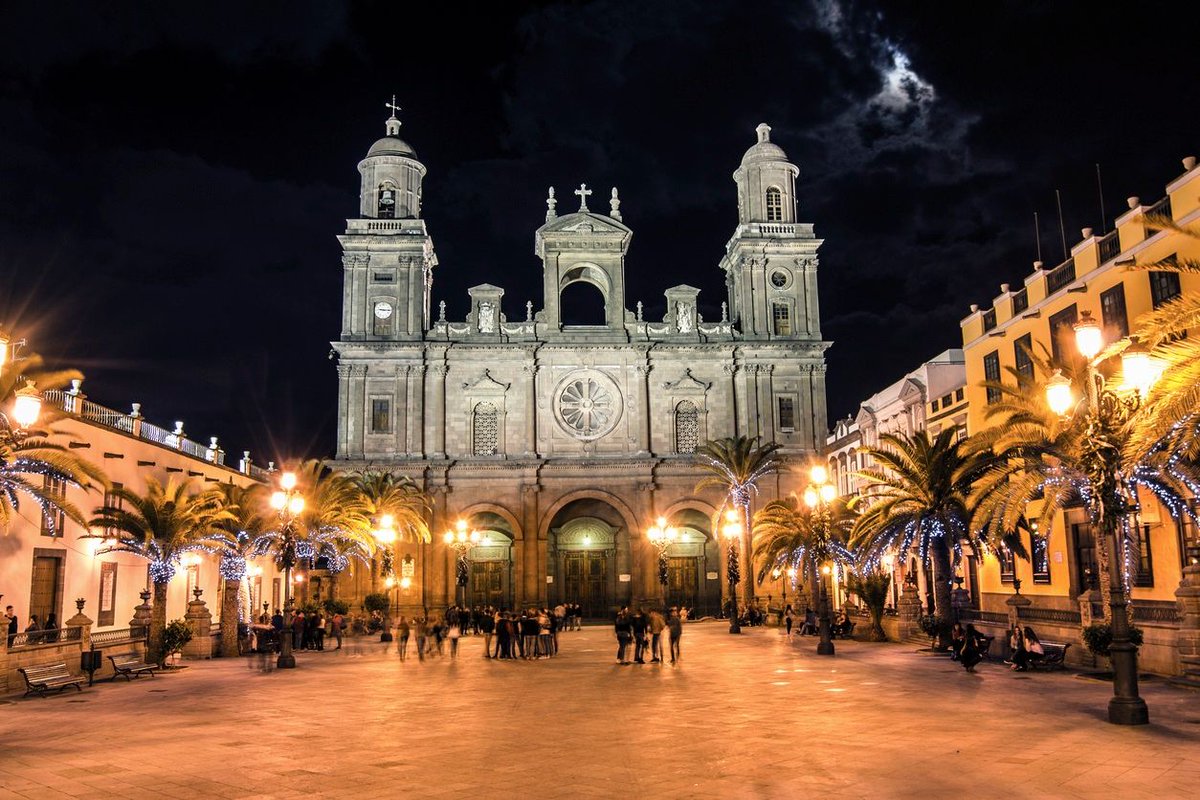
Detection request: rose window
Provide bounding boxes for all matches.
[555,372,621,440]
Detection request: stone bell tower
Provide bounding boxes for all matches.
[338,100,437,342]
[720,123,823,342]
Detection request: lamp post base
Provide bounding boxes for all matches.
[816,639,835,655]
[276,652,296,669]
[728,620,741,634]
[1108,696,1149,726]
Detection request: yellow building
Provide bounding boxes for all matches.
[960,156,1200,673]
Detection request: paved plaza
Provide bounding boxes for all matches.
[2,623,1199,799]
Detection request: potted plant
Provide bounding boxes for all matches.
[918,613,948,650]
[1081,622,1144,661]
[160,619,194,668]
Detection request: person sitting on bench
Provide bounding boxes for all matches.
[800,607,818,635]
[1012,626,1045,671]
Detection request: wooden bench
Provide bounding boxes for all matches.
[18,663,85,698]
[1029,641,1071,671]
[831,621,856,639]
[108,654,158,681]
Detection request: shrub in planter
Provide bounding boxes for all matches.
[160,619,194,667]
[848,573,890,642]
[1081,622,1144,659]
[323,598,351,616]
[363,593,390,615]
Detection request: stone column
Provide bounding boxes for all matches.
[0,622,9,694]
[396,366,410,455]
[336,364,351,457]
[130,589,152,641]
[182,588,213,660]
[1005,584,1031,659]
[410,365,426,457]
[636,364,652,455]
[1173,561,1200,688]
[723,362,740,436]
[431,363,447,459]
[951,581,972,622]
[897,576,923,641]
[523,359,538,457]
[760,364,775,444]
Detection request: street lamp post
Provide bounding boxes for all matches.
[269,471,305,669]
[374,515,397,642]
[803,464,838,656]
[647,516,678,608]
[1045,311,1157,726]
[772,566,797,611]
[443,519,480,608]
[721,509,743,634]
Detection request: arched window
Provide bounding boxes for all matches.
[765,187,783,222]
[473,402,499,456]
[675,400,699,454]
[377,182,397,218]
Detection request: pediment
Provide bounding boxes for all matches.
[854,406,876,428]
[469,283,505,295]
[462,369,510,393]
[661,368,711,392]
[539,211,631,236]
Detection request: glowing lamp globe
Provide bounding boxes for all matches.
[821,564,832,576]
[400,577,412,589]
[270,491,287,510]
[287,496,305,515]
[810,464,828,485]
[0,332,8,368]
[803,487,819,508]
[820,484,837,504]
[1120,337,1159,397]
[1045,370,1074,416]
[1073,310,1103,360]
[12,382,42,428]
[442,531,454,545]
[385,576,395,588]
[280,472,297,491]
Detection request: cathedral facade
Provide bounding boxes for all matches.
[331,111,829,616]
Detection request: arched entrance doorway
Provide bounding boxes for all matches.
[662,508,722,615]
[462,511,515,610]
[547,498,632,618]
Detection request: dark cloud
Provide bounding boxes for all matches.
[0,0,1194,456]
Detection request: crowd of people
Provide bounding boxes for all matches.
[950,622,1046,673]
[613,606,684,664]
[4,606,60,645]
[392,604,585,661]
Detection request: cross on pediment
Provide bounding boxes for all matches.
[574,183,592,211]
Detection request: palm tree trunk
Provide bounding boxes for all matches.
[1096,527,1114,623]
[149,580,169,666]
[931,539,954,650]
[740,502,755,605]
[809,560,821,623]
[220,578,240,657]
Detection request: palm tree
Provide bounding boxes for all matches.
[350,471,431,595]
[971,353,1200,618]
[0,351,107,533]
[207,483,269,657]
[88,478,234,665]
[254,461,376,600]
[695,436,781,608]
[847,572,891,642]
[751,495,855,622]
[850,428,1014,648]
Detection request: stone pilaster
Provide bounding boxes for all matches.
[130,589,152,638]
[897,576,923,641]
[1173,562,1200,688]
[66,598,93,651]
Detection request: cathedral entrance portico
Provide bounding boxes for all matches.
[457,507,518,610]
[659,506,723,615]
[545,497,636,618]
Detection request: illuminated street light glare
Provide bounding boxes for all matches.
[280,472,297,491]
[1045,369,1074,416]
[1073,310,1103,360]
[1120,337,1161,397]
[803,487,819,508]
[287,496,305,515]
[12,382,42,428]
[819,484,837,503]
[270,491,286,510]
[810,464,828,485]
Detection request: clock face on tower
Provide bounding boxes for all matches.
[374,301,394,319]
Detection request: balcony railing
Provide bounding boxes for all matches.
[1097,230,1121,264]
[42,390,265,481]
[6,626,82,649]
[90,627,147,647]
[1010,288,1029,315]
[1145,195,1172,222]
[1044,257,1076,293]
[982,308,997,332]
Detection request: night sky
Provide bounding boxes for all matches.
[2,1,1196,463]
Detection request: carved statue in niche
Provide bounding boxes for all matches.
[676,301,693,333]
[478,301,495,333]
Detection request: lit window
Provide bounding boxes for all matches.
[765,188,783,222]
[40,476,66,537]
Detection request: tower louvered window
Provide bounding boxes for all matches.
[675,400,699,454]
[765,187,783,221]
[473,402,499,456]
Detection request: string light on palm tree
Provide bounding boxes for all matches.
[646,516,679,605]
[721,509,743,634]
[444,519,481,606]
[1042,310,1162,726]
[803,465,839,656]
[268,471,305,669]
[771,565,798,610]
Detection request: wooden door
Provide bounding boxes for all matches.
[564,552,609,617]
[667,557,699,609]
[30,555,62,629]
[470,561,506,608]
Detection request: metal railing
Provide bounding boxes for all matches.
[6,626,83,649]
[1044,257,1077,293]
[1131,601,1181,625]
[982,308,997,331]
[1097,230,1121,263]
[90,627,147,647]
[1145,195,1172,222]
[1019,606,1081,625]
[1010,288,1029,315]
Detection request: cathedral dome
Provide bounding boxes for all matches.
[740,123,788,166]
[367,135,417,158]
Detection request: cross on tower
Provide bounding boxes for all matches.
[574,183,593,211]
[385,95,401,120]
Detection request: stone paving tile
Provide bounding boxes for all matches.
[3,624,1200,798]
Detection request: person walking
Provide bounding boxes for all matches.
[413,617,427,662]
[448,619,461,658]
[961,624,990,673]
[666,608,682,664]
[614,608,633,664]
[630,608,648,664]
[784,604,795,637]
[648,608,666,663]
[396,615,411,661]
[332,611,344,650]
[480,608,495,658]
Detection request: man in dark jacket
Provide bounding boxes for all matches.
[630,608,648,664]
